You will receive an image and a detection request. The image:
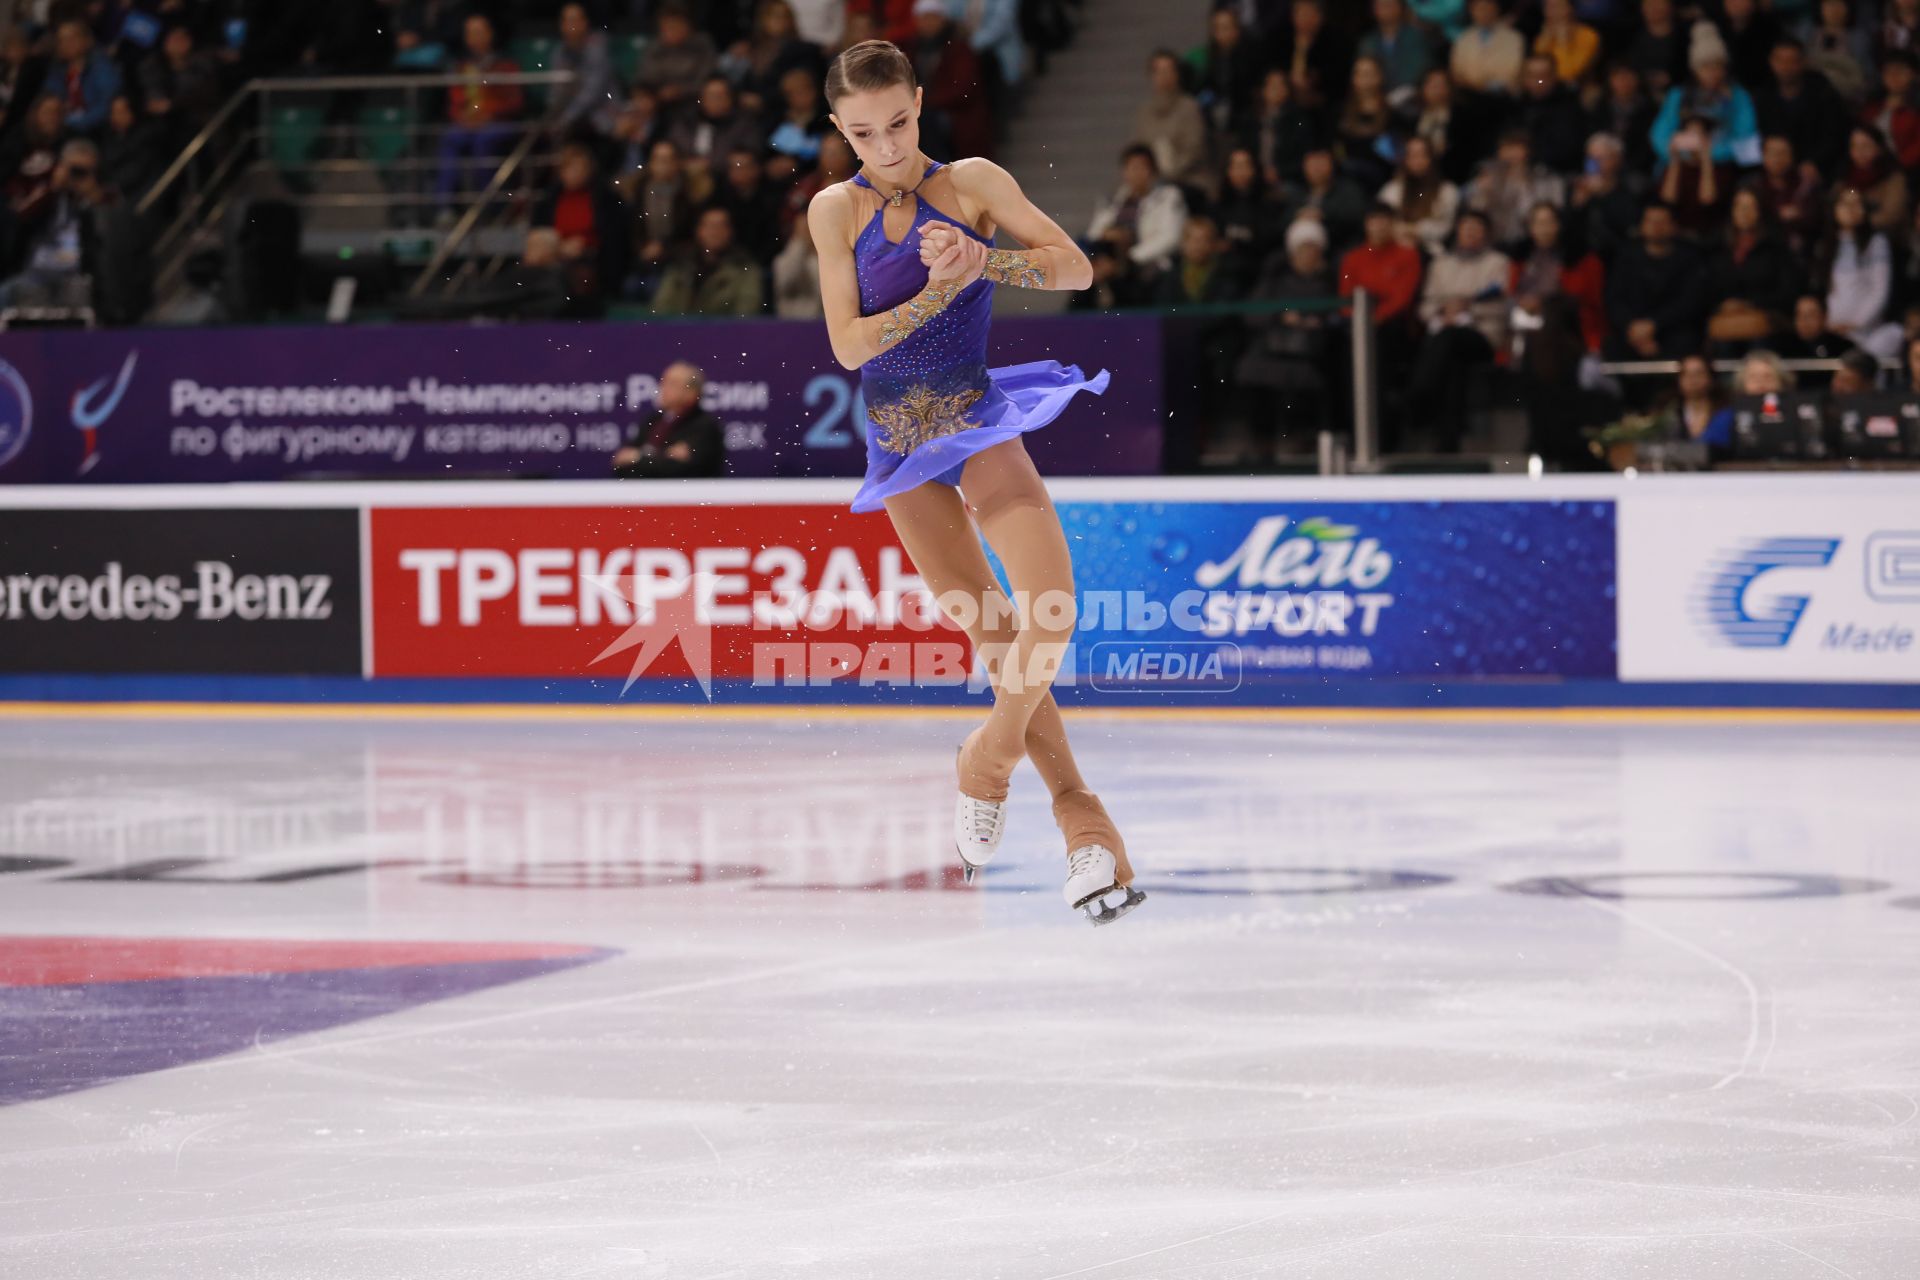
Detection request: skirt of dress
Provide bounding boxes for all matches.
[848,360,1111,514]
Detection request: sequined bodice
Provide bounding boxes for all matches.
[851,163,997,456]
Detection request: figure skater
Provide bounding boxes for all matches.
[808,39,1144,925]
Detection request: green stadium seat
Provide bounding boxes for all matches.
[266,103,326,172]
[611,33,649,87]
[358,102,416,167]
[509,35,560,109]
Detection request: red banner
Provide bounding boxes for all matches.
[367,504,961,680]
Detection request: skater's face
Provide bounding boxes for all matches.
[829,84,924,178]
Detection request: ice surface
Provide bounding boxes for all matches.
[0,711,1916,1278]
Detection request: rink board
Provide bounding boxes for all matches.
[0,475,1916,707]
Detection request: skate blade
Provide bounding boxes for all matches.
[1081,886,1146,927]
[962,860,977,886]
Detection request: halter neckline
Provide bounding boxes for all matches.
[852,158,942,194]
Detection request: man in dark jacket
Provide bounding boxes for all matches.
[1751,37,1847,178]
[613,361,727,478]
[1605,201,1706,358]
[1519,55,1588,175]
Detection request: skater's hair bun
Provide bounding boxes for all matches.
[825,40,917,109]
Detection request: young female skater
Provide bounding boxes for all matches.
[808,39,1144,925]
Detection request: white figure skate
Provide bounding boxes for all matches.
[1063,844,1147,926]
[954,744,1007,885]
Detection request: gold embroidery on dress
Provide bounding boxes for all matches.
[877,279,965,349]
[984,249,1047,289]
[869,385,985,455]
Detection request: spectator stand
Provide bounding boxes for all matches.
[134,69,578,323]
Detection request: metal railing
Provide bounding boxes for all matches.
[137,70,577,310]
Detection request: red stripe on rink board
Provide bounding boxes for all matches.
[0,937,605,988]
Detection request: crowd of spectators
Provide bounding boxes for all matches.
[0,0,1073,323]
[1073,0,1920,460]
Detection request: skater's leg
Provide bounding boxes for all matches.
[881,477,1088,800]
[956,438,1078,784]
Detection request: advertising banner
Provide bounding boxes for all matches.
[0,508,362,674]
[0,316,1161,486]
[366,497,1618,689]
[1619,493,1920,683]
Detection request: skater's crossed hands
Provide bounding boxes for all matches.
[920,221,987,288]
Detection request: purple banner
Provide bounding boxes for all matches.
[0,315,1162,485]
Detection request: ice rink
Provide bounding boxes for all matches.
[2,708,1917,1279]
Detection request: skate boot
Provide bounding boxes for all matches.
[1053,789,1146,926]
[953,729,1009,884]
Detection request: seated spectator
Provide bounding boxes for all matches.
[1862,50,1920,172]
[0,28,48,141]
[612,361,726,478]
[735,0,827,116]
[1570,131,1644,263]
[1703,349,1795,446]
[1358,0,1433,110]
[1284,147,1370,252]
[1774,294,1859,388]
[139,23,222,137]
[1658,113,1735,237]
[1450,0,1525,97]
[1412,208,1512,448]
[670,76,765,177]
[1589,63,1658,175]
[1843,125,1910,237]
[1336,56,1396,190]
[1653,352,1725,448]
[1886,0,1920,61]
[1242,67,1321,187]
[0,140,114,315]
[954,0,1027,95]
[1533,0,1600,85]
[1234,217,1340,456]
[550,3,619,141]
[1339,203,1424,382]
[1511,200,1607,354]
[1068,241,1148,311]
[782,130,855,239]
[1408,68,1478,185]
[1379,135,1460,257]
[1626,0,1687,100]
[1606,201,1706,359]
[609,85,666,178]
[2,96,65,221]
[790,0,847,50]
[1829,347,1881,396]
[1151,216,1240,305]
[1210,146,1288,272]
[530,140,631,317]
[1750,134,1825,255]
[638,2,718,111]
[391,0,467,69]
[39,19,122,134]
[618,139,696,297]
[1817,185,1903,358]
[1716,0,1782,90]
[716,146,783,263]
[911,0,994,160]
[766,65,830,182]
[772,207,822,317]
[1272,0,1347,112]
[1133,49,1210,199]
[1652,25,1761,168]
[1518,53,1587,174]
[1705,187,1803,344]
[1410,0,1468,41]
[652,205,765,316]
[1088,143,1187,273]
[98,96,168,204]
[1754,37,1847,178]
[1464,131,1565,247]
[1191,7,1265,135]
[1805,0,1871,105]
[435,16,524,216]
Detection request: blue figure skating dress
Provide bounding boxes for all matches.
[845,161,1110,514]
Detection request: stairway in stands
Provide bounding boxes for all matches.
[992,0,1203,315]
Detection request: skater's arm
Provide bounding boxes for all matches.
[938,158,1093,292]
[809,185,976,371]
